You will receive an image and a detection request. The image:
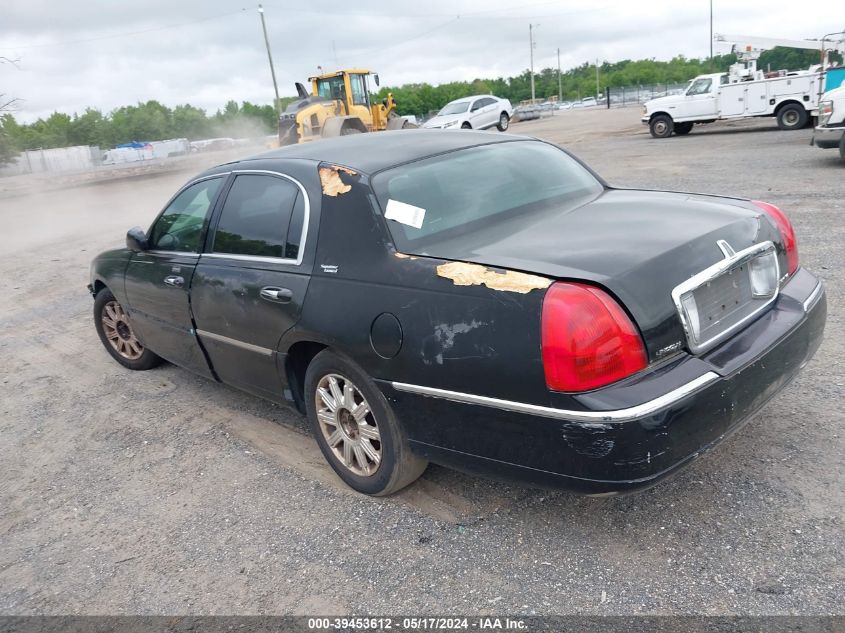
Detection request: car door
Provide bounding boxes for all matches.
[123,175,225,378]
[480,97,498,127]
[469,99,487,128]
[683,77,718,118]
[190,171,311,402]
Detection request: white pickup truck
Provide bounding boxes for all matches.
[813,86,845,161]
[642,69,822,138]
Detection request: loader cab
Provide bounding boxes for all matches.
[311,69,376,122]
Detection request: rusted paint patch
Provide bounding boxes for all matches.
[319,165,357,197]
[436,261,551,294]
[394,252,418,260]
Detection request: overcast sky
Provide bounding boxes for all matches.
[0,0,836,123]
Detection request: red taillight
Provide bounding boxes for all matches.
[752,200,799,276]
[541,282,647,392]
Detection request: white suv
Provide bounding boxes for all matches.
[423,95,513,131]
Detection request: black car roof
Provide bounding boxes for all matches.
[221,129,533,176]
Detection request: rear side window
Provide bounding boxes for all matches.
[212,174,303,259]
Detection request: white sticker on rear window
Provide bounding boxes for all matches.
[385,199,425,229]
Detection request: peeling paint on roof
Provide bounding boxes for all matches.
[319,165,356,197]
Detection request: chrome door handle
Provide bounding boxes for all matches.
[260,286,293,302]
[164,275,184,288]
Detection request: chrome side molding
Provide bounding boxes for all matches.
[391,372,720,423]
[196,329,274,357]
[803,282,824,313]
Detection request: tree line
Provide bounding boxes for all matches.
[375,49,836,116]
[1,48,837,164]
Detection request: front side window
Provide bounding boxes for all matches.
[687,78,713,96]
[349,74,368,106]
[149,177,222,252]
[212,174,303,259]
[317,76,346,101]
[372,140,603,251]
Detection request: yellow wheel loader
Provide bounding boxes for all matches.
[278,69,413,146]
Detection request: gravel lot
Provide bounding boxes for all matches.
[1,108,842,616]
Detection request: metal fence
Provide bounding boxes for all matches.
[0,145,103,177]
[606,83,688,107]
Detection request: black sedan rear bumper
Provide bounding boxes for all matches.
[378,268,826,494]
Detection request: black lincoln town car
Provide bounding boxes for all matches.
[89,130,826,496]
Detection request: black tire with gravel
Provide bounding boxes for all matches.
[840,133,845,162]
[497,112,510,132]
[673,122,694,136]
[776,104,808,130]
[305,350,428,496]
[649,114,673,138]
[461,122,472,129]
[94,288,163,370]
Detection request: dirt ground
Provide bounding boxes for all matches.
[1,108,842,615]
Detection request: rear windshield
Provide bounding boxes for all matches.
[371,140,603,251]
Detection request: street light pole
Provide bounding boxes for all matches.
[557,47,562,101]
[529,24,537,102]
[709,0,713,62]
[258,4,281,114]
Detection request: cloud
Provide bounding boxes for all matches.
[0,0,836,122]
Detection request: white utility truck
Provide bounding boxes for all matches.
[813,85,845,161]
[642,34,844,138]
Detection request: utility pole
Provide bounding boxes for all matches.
[258,4,281,114]
[557,47,562,101]
[529,24,538,102]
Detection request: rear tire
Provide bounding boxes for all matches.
[461,122,472,129]
[340,126,363,136]
[649,114,673,138]
[94,288,163,370]
[839,133,845,162]
[497,112,510,131]
[776,104,808,130]
[673,122,693,135]
[305,350,428,496]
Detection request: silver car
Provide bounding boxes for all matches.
[422,95,513,131]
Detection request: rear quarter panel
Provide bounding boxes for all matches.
[282,166,553,405]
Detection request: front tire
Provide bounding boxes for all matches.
[461,122,472,129]
[305,350,427,496]
[497,112,510,131]
[673,122,693,135]
[93,288,162,370]
[649,114,673,138]
[776,104,808,130]
[839,133,845,162]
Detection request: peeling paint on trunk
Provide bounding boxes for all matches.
[319,165,356,197]
[394,252,418,260]
[436,261,552,294]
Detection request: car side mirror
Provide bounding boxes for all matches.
[126,226,149,252]
[373,73,380,87]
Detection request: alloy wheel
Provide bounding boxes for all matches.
[101,300,144,360]
[315,373,382,476]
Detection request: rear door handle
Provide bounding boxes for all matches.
[164,275,184,288]
[260,286,293,303]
